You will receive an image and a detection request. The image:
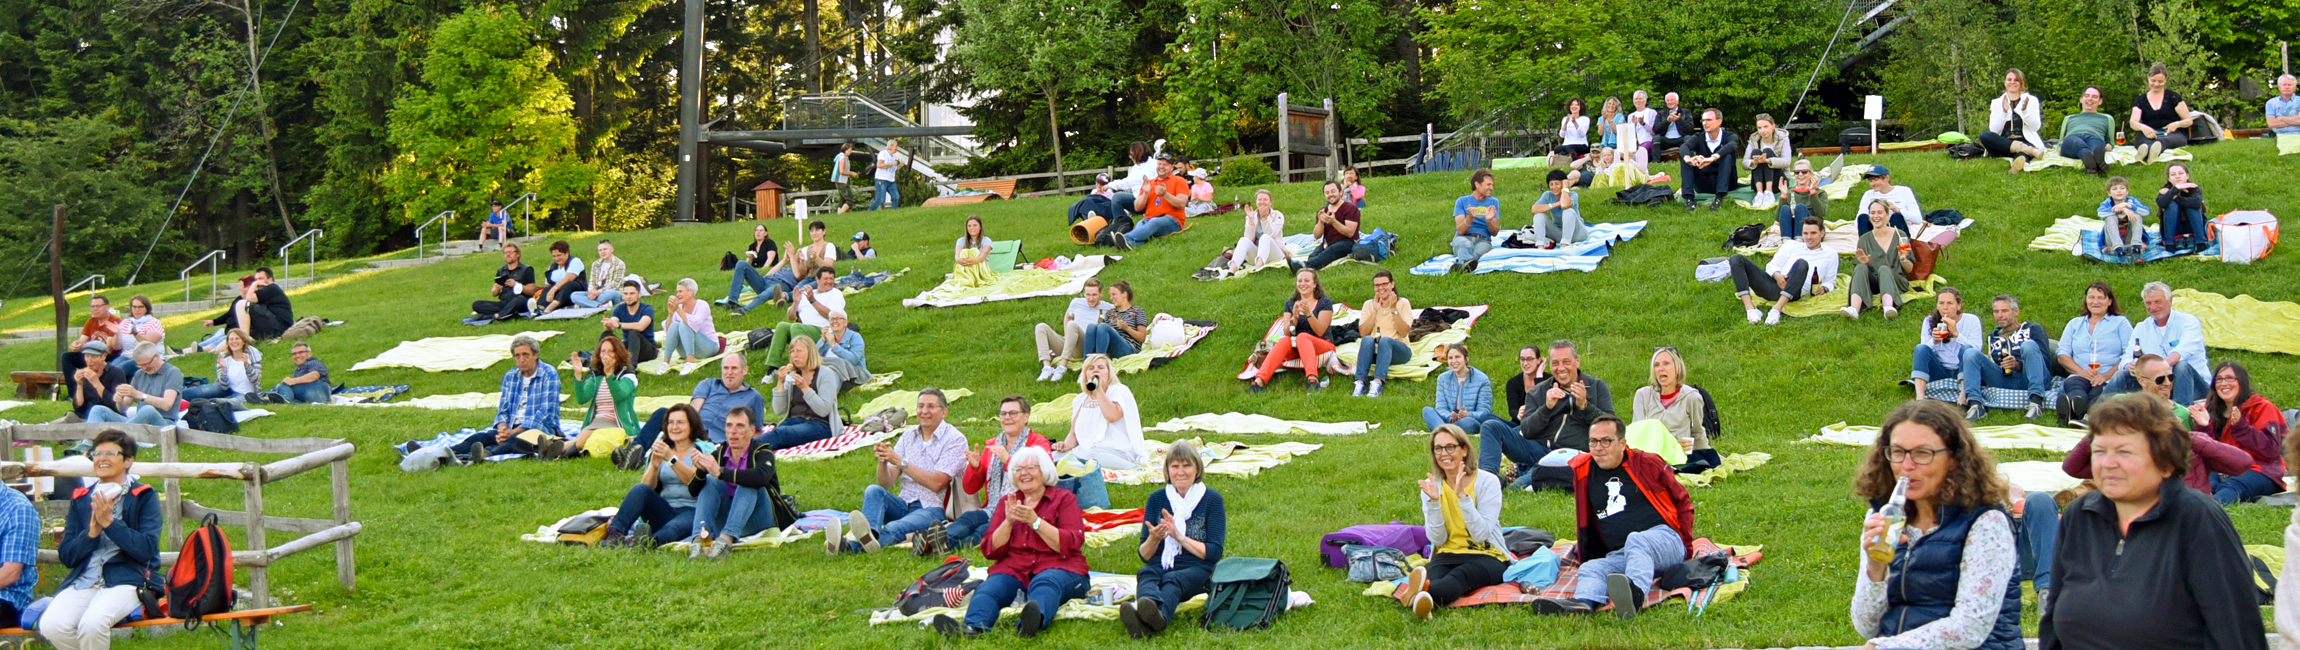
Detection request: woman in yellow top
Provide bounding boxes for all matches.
[1353,269,1414,397]
[1400,424,1511,620]
[952,215,996,288]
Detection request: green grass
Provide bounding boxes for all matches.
[3,138,2296,649]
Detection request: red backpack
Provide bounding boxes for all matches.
[167,514,237,626]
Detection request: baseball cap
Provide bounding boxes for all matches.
[1861,165,1890,178]
[852,232,869,241]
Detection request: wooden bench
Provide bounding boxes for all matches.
[0,604,313,650]
[921,179,1020,208]
[9,372,61,400]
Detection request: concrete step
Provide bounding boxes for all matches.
[440,236,546,256]
[356,256,453,273]
[0,329,56,348]
[150,299,229,317]
[207,276,311,299]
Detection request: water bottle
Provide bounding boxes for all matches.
[1866,476,1909,565]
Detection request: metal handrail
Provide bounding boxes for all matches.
[178,250,227,302]
[502,193,538,236]
[63,274,105,296]
[417,210,454,258]
[278,229,324,282]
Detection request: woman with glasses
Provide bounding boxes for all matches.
[1851,400,2024,650]
[1398,424,1508,620]
[1776,160,1828,243]
[2055,282,2132,425]
[2192,362,2287,504]
[41,430,163,650]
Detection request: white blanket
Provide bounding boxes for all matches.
[533,306,612,321]
[1805,421,2085,451]
[1147,413,1375,436]
[350,331,565,372]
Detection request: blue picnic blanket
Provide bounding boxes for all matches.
[2078,228,2219,264]
[1409,221,1649,275]
[402,420,586,462]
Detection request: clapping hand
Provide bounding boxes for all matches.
[1545,384,1568,408]
[1161,510,1188,542]
[1566,380,1588,405]
[89,491,116,535]
[1007,497,1040,527]
[648,440,673,463]
[1418,473,1442,500]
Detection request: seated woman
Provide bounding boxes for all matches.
[1079,281,1147,359]
[2040,394,2265,649]
[1342,167,1367,208]
[1184,167,1217,217]
[2194,361,2288,504]
[686,406,780,559]
[113,296,166,361]
[723,225,786,313]
[1122,439,1227,638]
[661,278,720,366]
[1594,96,1627,154]
[1354,270,1412,397]
[1979,69,2046,173]
[1844,200,1911,320]
[2055,282,2131,424]
[1526,170,1589,248]
[1635,347,1718,472]
[537,240,588,313]
[181,328,262,403]
[1741,114,1794,208]
[953,396,1054,549]
[1423,343,1510,439]
[1547,97,1592,168]
[2155,162,2207,253]
[1851,400,2023,650]
[2127,62,2197,164]
[568,335,639,458]
[818,312,869,392]
[763,336,840,451]
[1907,287,1990,420]
[1055,355,1145,471]
[1400,424,1508,620]
[1230,190,1286,273]
[952,215,996,288]
[604,280,659,364]
[1251,269,1337,392]
[41,430,162,650]
[601,403,704,548]
[1726,216,1836,325]
[1777,160,1827,239]
[933,446,1087,639]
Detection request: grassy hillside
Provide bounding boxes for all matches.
[3,138,2295,649]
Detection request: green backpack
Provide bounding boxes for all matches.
[1200,557,1291,631]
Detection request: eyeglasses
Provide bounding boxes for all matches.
[1588,437,1621,448]
[1887,447,1947,465]
[2214,376,2239,384]
[89,450,124,459]
[1431,443,1464,454]
[997,410,1026,417]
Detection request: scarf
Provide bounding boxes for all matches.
[1438,474,1473,547]
[1160,482,1206,569]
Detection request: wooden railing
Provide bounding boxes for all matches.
[0,423,361,609]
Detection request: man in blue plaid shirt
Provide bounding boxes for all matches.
[453,335,566,461]
[0,486,38,623]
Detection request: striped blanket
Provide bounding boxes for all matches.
[1409,222,1649,275]
[778,426,893,461]
[1389,538,1762,610]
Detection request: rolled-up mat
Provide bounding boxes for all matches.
[1071,214,1108,245]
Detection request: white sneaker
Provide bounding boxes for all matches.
[1745,308,1763,323]
[1841,305,1859,319]
[1036,365,1055,382]
[1369,380,1385,397]
[1764,308,1782,325]
[1883,303,1899,320]
[1048,366,1066,383]
[1351,380,1366,397]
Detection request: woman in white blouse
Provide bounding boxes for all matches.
[1054,354,1144,470]
[1851,400,2022,650]
[1979,69,2046,173]
[1229,190,1286,273]
[1548,97,1593,168]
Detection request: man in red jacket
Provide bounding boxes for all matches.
[1535,415,1696,619]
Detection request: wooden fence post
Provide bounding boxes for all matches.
[331,459,354,592]
[242,466,269,609]
[161,426,181,550]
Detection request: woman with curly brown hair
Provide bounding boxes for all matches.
[2041,393,2264,650]
[1850,400,2023,650]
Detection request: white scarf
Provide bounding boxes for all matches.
[1161,482,1206,569]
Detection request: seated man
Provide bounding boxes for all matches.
[1032,279,1111,382]
[843,231,876,260]
[1294,181,1361,271]
[470,244,536,323]
[1120,156,1192,250]
[58,295,123,385]
[83,343,184,426]
[451,335,566,460]
[756,266,845,365]
[632,356,765,452]
[260,341,332,404]
[569,239,627,309]
[818,311,870,392]
[1651,92,1690,154]
[829,388,968,555]
[477,200,511,248]
[1676,108,1738,211]
[1517,340,1615,490]
[1854,167,1919,236]
[1725,216,1836,325]
[1526,169,1589,248]
[603,280,659,364]
[1534,415,1695,619]
[195,267,293,348]
[0,479,37,624]
[2059,86,2118,174]
[948,395,1054,550]
[65,342,126,422]
[1449,170,1501,273]
[1980,295,2053,420]
[2105,281,2209,404]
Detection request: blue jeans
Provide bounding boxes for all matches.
[692,476,779,540]
[198,329,228,351]
[83,405,172,426]
[1136,563,1213,621]
[2013,492,2056,591]
[870,179,899,210]
[963,568,1088,633]
[2211,469,2281,504]
[1473,418,1545,489]
[1081,324,1137,358]
[610,484,696,545]
[947,509,991,548]
[663,320,717,361]
[1858,213,1911,237]
[1067,196,1116,225]
[2160,201,2207,247]
[568,289,614,308]
[725,261,781,311]
[1124,215,1182,247]
[1776,203,1813,242]
[1355,336,1412,382]
[2058,133,2106,160]
[760,417,832,451]
[1573,525,1686,604]
[1301,240,1356,270]
[1910,344,1990,404]
[264,381,331,404]
[179,382,250,403]
[1450,235,1492,264]
[1975,340,2051,402]
[860,484,945,543]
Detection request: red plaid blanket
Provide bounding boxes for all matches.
[776,426,874,458]
[1391,538,1762,609]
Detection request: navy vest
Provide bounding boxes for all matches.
[1874,501,2023,650]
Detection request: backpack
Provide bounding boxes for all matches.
[1201,557,1290,631]
[183,399,239,434]
[1923,209,1964,226]
[1343,544,1410,583]
[895,558,977,616]
[1839,126,1872,154]
[1350,228,1399,262]
[1724,223,1766,250]
[1318,522,1428,567]
[167,514,238,627]
[1654,550,1734,591]
[1688,383,1724,440]
[1946,142,1986,159]
[1094,215,1137,248]
[1612,184,1675,207]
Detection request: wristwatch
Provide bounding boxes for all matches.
[1030,518,1044,532]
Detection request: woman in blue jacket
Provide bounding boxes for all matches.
[1422,343,1514,443]
[1122,440,1226,638]
[44,429,164,650]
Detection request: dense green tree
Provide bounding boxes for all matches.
[1157,0,1403,158]
[0,116,167,283]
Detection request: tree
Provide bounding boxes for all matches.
[1157,0,1404,159]
[0,116,167,284]
[950,0,1129,191]
[378,6,595,234]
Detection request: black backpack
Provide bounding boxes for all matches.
[183,399,239,434]
[1202,557,1291,631]
[1612,184,1675,207]
[1094,215,1137,248]
[1688,383,1725,440]
[895,558,978,615]
[1839,126,1872,154]
[1946,141,1986,159]
[1723,224,1766,250]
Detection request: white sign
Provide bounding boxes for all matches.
[1864,95,1885,120]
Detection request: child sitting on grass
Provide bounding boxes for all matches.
[2096,175,2151,257]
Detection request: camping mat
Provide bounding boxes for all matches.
[903,256,1113,308]
[2174,288,2300,357]
[636,329,750,376]
[1146,413,1376,436]
[1806,421,2084,451]
[1677,452,1771,488]
[329,384,410,405]
[349,330,565,372]
[1999,460,2082,494]
[858,389,974,417]
[1409,222,1648,275]
[781,427,893,461]
[533,305,612,321]
[2023,144,2194,172]
[1108,317,1218,374]
[1233,305,1489,382]
[868,568,1220,626]
[1093,438,1324,486]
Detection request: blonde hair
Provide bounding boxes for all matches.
[1430,424,1476,484]
[1075,353,1123,392]
[787,335,820,372]
[1649,347,1687,387]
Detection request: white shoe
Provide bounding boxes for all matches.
[1883,303,1899,320]
[1369,380,1385,397]
[1841,305,1859,319]
[1037,365,1056,382]
[1764,308,1782,325]
[1351,380,1366,397]
[1745,308,1762,323]
[1048,366,1066,383]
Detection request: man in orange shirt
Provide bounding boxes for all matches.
[1120,155,1192,249]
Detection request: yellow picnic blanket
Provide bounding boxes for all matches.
[904,256,1112,308]
[349,330,566,372]
[1329,306,1488,381]
[1752,273,1948,318]
[1820,164,1873,200]
[858,388,973,416]
[2025,144,2196,171]
[1098,439,1324,485]
[1108,317,1214,374]
[351,391,567,410]
[1625,420,1687,465]
[1734,219,1865,256]
[1028,393,1080,429]
[852,370,902,393]
[2281,134,2300,156]
[1678,452,1770,488]
[1807,421,2085,451]
[1589,164,1653,189]
[1146,413,1375,436]
[2175,288,2300,356]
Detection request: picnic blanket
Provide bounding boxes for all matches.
[1281,234,1373,269]
[1146,413,1376,436]
[1999,460,2083,494]
[532,305,612,321]
[1081,508,1146,548]
[525,508,843,548]
[1381,538,1762,610]
[1096,438,1323,486]
[637,330,750,376]
[1754,273,1950,318]
[780,427,895,461]
[0,401,26,413]
[1677,452,1771,488]
[857,389,973,417]
[329,384,410,405]
[1736,217,1972,257]
[2283,134,2300,156]
[2025,216,2223,263]
[1807,421,2085,451]
[1233,305,1489,382]
[903,255,1113,308]
[350,392,569,410]
[2023,144,2196,172]
[349,330,565,372]
[870,568,1243,627]
[1408,222,1648,275]
[2173,288,2300,357]
[852,370,902,393]
[1109,317,1217,374]
[397,419,586,465]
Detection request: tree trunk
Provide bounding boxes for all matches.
[804,0,822,93]
[1045,86,1066,195]
[238,2,298,240]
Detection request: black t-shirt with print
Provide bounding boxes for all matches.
[1585,462,1666,551]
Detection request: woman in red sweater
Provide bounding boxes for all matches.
[933,446,1087,639]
